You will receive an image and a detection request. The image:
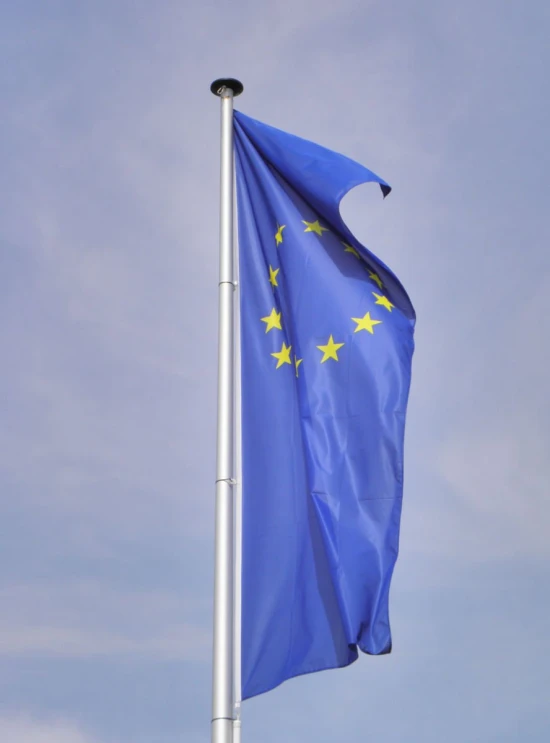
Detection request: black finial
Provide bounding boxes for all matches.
[210,78,244,97]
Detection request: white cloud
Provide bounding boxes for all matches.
[436,418,549,559]
[0,583,210,661]
[0,623,209,661]
[0,717,102,743]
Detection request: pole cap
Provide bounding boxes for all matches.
[210,78,244,97]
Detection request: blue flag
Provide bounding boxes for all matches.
[234,111,415,700]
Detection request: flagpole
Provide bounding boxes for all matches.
[233,141,243,743]
[210,77,243,743]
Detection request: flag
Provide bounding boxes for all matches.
[234,111,415,700]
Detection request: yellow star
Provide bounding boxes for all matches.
[271,341,292,369]
[316,335,345,363]
[302,219,329,236]
[343,242,360,259]
[294,355,303,377]
[261,308,282,333]
[351,311,382,334]
[372,292,394,312]
[275,224,286,246]
[269,265,280,287]
[368,271,383,289]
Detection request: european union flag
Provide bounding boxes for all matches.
[234,111,415,700]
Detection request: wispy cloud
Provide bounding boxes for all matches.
[0,716,105,743]
[0,581,211,663]
[0,583,210,661]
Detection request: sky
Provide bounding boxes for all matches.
[1,1,549,741]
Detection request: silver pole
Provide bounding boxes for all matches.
[233,166,243,743]
[210,77,243,743]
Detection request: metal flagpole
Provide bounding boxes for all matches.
[233,144,243,743]
[210,77,243,743]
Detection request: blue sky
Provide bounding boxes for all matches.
[1,1,549,741]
